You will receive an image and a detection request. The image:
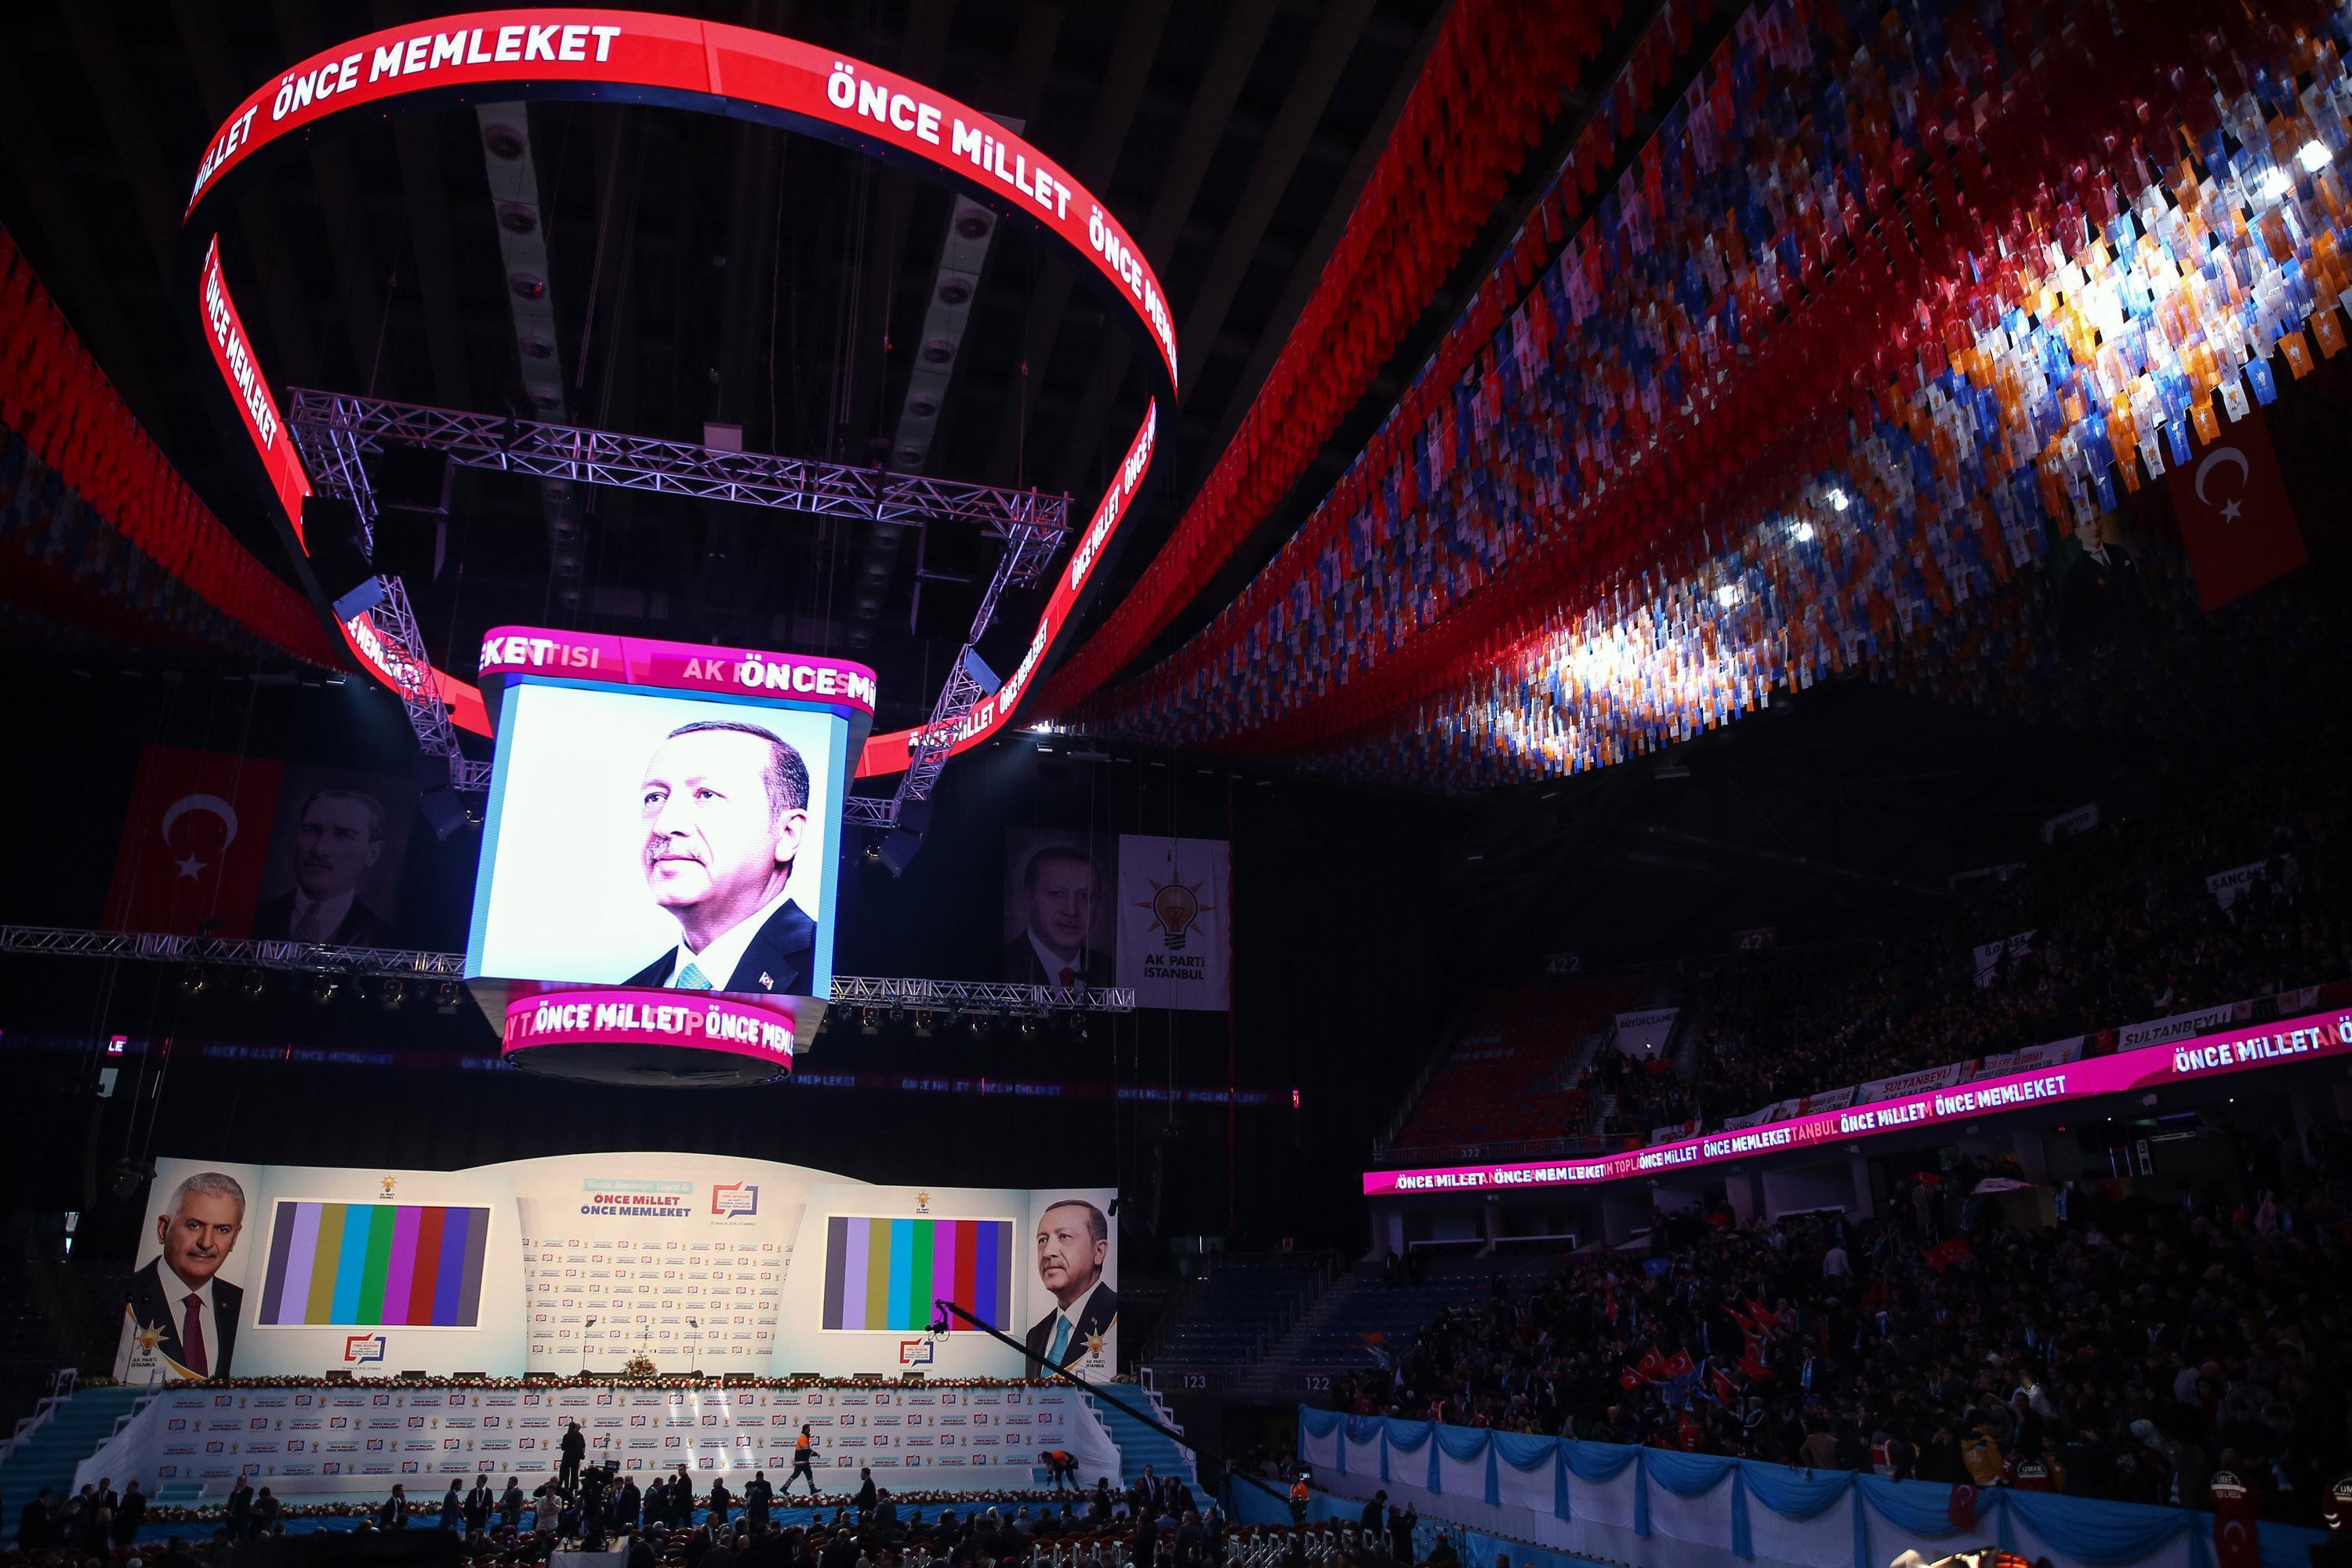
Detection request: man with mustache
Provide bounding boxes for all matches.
[126,1171,245,1377]
[622,720,816,995]
[252,789,391,945]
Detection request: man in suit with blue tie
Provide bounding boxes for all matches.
[1024,1200,1117,1379]
[620,720,817,997]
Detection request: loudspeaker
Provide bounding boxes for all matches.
[375,445,452,513]
[874,798,932,877]
[372,510,448,583]
[301,494,384,619]
[418,788,475,842]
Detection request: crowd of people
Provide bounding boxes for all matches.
[1331,1133,2352,1526]
[1632,756,2352,1138]
[4,1457,1225,1568]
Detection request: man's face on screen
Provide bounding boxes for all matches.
[295,797,380,898]
[1026,860,1095,955]
[1035,1203,1105,1306]
[157,1190,242,1287]
[641,730,801,922]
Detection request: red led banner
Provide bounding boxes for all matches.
[180,9,1174,777]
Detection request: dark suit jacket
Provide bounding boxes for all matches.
[127,1257,241,1377]
[1024,1280,1118,1379]
[1003,933,1112,989]
[251,891,390,947]
[623,899,815,996]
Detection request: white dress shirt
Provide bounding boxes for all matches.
[165,1265,220,1376]
[1027,931,1085,986]
[289,887,356,942]
[663,887,797,989]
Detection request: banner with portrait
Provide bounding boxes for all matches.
[1114,834,1232,1011]
[1000,829,1117,988]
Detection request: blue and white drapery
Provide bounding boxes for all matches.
[1293,1409,2324,1568]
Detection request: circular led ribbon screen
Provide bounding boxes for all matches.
[179,9,1174,776]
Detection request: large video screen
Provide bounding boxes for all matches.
[466,681,846,1001]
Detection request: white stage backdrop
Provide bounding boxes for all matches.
[114,1155,1114,1382]
[76,1381,1123,1497]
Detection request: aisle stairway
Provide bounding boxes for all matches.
[1083,1388,1200,1508]
[0,1385,148,1533]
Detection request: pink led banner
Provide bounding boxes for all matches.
[1364,1008,2352,1196]
[501,986,796,1069]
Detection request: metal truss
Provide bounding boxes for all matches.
[289,390,1074,814]
[0,925,466,978]
[292,411,480,789]
[286,390,1069,545]
[0,927,1134,1012]
[827,975,1134,1013]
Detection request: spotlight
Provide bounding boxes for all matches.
[381,980,407,1011]
[967,1013,989,1037]
[241,969,267,1000]
[2299,140,2332,173]
[911,1011,935,1039]
[434,981,463,1014]
[862,841,883,867]
[1017,1017,1040,1041]
[1071,1015,1091,1044]
[859,1008,880,1036]
[1828,486,1849,511]
[310,975,339,1006]
[1791,520,1815,543]
[2259,165,2294,201]
[1714,584,1741,608]
[178,967,208,997]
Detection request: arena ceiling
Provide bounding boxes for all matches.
[0,0,1661,739]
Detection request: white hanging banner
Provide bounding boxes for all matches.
[1115,835,1232,1011]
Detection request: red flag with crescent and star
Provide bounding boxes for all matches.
[2164,405,2307,612]
[102,745,285,935]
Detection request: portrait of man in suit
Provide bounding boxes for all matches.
[1003,846,1113,989]
[622,720,817,996]
[1024,1198,1117,1379]
[251,789,392,946]
[128,1170,245,1378]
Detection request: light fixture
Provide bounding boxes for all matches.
[310,975,339,1006]
[967,1013,989,1036]
[380,980,406,1011]
[2298,140,2332,173]
[911,1011,935,1039]
[1791,520,1815,543]
[242,969,267,1000]
[1714,583,1741,608]
[2260,165,2294,201]
[178,967,208,997]
[859,1009,880,1036]
[1828,486,1849,511]
[434,981,463,1014]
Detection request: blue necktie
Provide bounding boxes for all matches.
[1048,1316,1073,1364]
[677,961,713,991]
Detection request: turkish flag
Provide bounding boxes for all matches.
[2211,1472,2259,1568]
[102,745,285,935]
[2165,405,2307,612]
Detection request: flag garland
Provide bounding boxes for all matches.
[1085,0,2351,782]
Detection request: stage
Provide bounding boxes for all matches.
[76,1381,1123,1501]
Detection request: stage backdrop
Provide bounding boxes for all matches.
[114,1156,1113,1381]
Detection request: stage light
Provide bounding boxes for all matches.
[1714,584,1741,608]
[1828,486,1849,511]
[1017,1017,1040,1041]
[2261,165,2295,201]
[1070,1015,1090,1043]
[310,975,339,1006]
[1791,520,1815,543]
[178,967,208,997]
[911,1011,935,1038]
[859,1009,880,1036]
[862,841,883,867]
[242,969,267,1000]
[434,981,463,1014]
[2299,140,2332,172]
[381,980,407,1011]
[967,1013,989,1036]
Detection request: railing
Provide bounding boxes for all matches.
[0,1367,80,1465]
